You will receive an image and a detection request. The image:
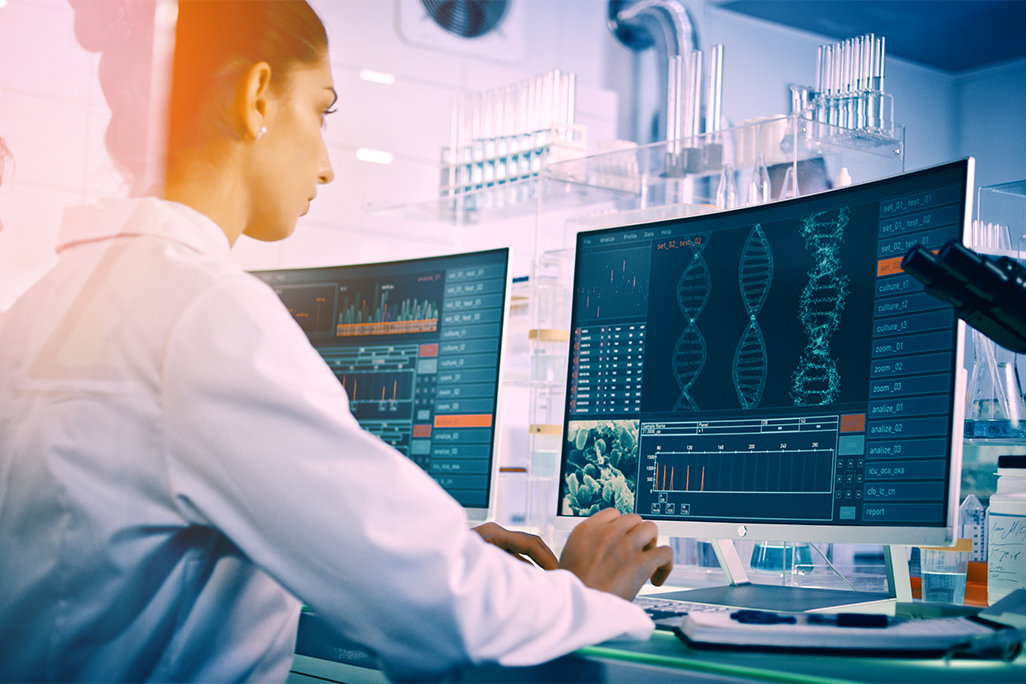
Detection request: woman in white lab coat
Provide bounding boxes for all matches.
[0,2,672,682]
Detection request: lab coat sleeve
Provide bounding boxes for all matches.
[161,275,653,681]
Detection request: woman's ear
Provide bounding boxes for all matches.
[236,61,274,141]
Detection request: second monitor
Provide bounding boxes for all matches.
[252,248,511,522]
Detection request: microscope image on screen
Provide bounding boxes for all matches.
[562,420,639,517]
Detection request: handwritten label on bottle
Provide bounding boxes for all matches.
[988,514,1026,603]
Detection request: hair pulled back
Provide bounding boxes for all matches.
[69,0,327,191]
[168,0,328,160]
[70,0,155,191]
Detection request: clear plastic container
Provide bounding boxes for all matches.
[920,543,969,604]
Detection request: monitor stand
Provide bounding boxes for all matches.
[652,539,912,614]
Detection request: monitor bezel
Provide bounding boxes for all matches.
[553,159,974,548]
[251,247,513,524]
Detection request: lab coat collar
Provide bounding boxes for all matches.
[57,197,232,259]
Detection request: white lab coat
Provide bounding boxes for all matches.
[0,198,652,683]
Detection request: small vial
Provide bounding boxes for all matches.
[835,167,852,188]
[715,164,738,210]
[959,494,987,562]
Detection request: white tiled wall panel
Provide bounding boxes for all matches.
[0,0,93,101]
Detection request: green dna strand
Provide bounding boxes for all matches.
[791,208,851,406]
[672,234,712,411]
[733,224,774,409]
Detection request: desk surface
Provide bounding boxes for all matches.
[292,611,1026,684]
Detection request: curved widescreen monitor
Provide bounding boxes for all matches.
[556,159,974,549]
[253,248,511,522]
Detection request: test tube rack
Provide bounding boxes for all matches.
[805,34,895,139]
[440,70,587,212]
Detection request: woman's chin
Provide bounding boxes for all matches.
[244,221,297,243]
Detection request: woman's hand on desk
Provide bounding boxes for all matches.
[558,508,674,601]
[472,522,560,569]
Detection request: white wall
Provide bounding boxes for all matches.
[954,58,1026,190]
[0,0,124,312]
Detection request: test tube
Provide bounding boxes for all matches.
[565,72,576,127]
[856,34,871,129]
[666,53,683,143]
[518,81,531,177]
[876,36,892,134]
[501,86,513,185]
[817,44,827,121]
[703,45,724,170]
[446,95,459,197]
[705,44,724,133]
[875,35,886,92]
[530,74,544,172]
[848,37,861,127]
[842,39,853,128]
[458,93,472,193]
[494,89,507,183]
[685,49,703,139]
[830,43,842,126]
[814,45,825,123]
[861,34,873,91]
[482,90,495,185]
[471,93,484,186]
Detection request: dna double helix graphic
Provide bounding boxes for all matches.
[733,224,773,409]
[672,235,711,411]
[791,208,850,406]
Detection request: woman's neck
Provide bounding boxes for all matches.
[164,148,249,246]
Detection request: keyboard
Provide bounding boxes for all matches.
[678,609,1011,657]
[633,595,730,631]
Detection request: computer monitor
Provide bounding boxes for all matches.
[556,159,975,610]
[252,248,511,522]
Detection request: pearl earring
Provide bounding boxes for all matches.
[255,126,267,141]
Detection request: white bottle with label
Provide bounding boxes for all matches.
[987,455,1026,605]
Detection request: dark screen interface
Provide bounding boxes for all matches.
[254,248,509,509]
[560,161,969,528]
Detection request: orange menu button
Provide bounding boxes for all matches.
[434,414,493,428]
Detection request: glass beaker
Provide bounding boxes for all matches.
[750,541,814,575]
[964,329,1026,440]
[920,545,969,604]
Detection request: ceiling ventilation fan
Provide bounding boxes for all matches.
[421,0,509,38]
[396,0,524,63]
